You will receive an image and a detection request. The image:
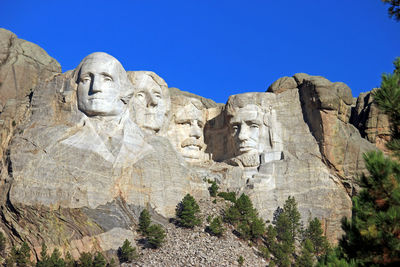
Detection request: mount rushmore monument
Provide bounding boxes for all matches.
[0,28,388,258]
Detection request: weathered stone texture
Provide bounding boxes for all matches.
[351,91,391,152]
[0,28,61,200]
[0,29,388,259]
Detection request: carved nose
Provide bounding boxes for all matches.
[238,124,249,141]
[190,123,202,139]
[90,77,102,93]
[147,94,158,107]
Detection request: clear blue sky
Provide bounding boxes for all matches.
[1,0,399,103]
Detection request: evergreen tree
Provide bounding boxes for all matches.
[49,248,65,267]
[223,193,265,240]
[0,232,5,257]
[147,224,166,248]
[337,57,400,266]
[93,252,107,267]
[37,242,50,267]
[207,216,225,237]
[266,197,303,267]
[78,252,93,267]
[118,239,138,263]
[175,194,201,228]
[138,209,151,235]
[382,0,400,21]
[283,196,302,242]
[13,242,31,266]
[304,217,330,256]
[64,252,75,267]
[208,180,219,197]
[295,239,315,267]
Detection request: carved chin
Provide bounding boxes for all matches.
[181,146,204,161]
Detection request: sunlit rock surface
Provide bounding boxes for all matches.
[0,29,382,258]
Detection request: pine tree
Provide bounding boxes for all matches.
[283,196,302,242]
[138,209,151,235]
[208,180,219,197]
[0,232,5,257]
[37,242,50,267]
[49,248,65,267]
[93,252,107,267]
[207,216,225,237]
[382,0,400,21]
[147,224,166,248]
[15,242,31,266]
[337,57,400,265]
[78,252,93,267]
[266,196,303,267]
[118,239,138,263]
[295,239,315,267]
[304,217,330,256]
[64,252,75,267]
[175,194,201,228]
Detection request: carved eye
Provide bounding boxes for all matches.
[198,121,204,128]
[104,76,113,82]
[250,124,259,129]
[136,92,145,98]
[154,93,162,99]
[81,76,91,83]
[232,125,240,133]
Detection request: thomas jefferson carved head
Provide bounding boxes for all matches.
[74,52,133,117]
[168,96,207,162]
[128,71,171,134]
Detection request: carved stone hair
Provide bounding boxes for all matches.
[225,93,272,126]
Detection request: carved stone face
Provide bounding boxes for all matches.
[132,75,169,133]
[229,104,267,156]
[77,53,124,116]
[169,101,206,162]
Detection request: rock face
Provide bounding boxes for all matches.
[0,29,383,260]
[351,91,391,152]
[0,28,61,207]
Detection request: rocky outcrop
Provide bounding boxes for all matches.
[0,29,386,262]
[351,91,391,152]
[0,28,61,204]
[268,73,377,194]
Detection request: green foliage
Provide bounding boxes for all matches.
[295,239,315,267]
[258,246,270,259]
[49,248,65,267]
[265,196,305,267]
[208,180,219,197]
[147,224,166,248]
[175,194,201,228]
[78,252,93,267]
[237,255,244,266]
[93,252,107,267]
[0,232,6,256]
[382,0,400,21]
[329,57,400,265]
[217,192,236,203]
[139,209,151,235]
[8,242,32,267]
[64,252,75,267]
[304,217,330,256]
[224,193,265,240]
[283,196,302,242]
[317,248,357,267]
[118,239,138,263]
[108,258,116,267]
[207,216,225,237]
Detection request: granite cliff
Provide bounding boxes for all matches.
[0,28,388,262]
